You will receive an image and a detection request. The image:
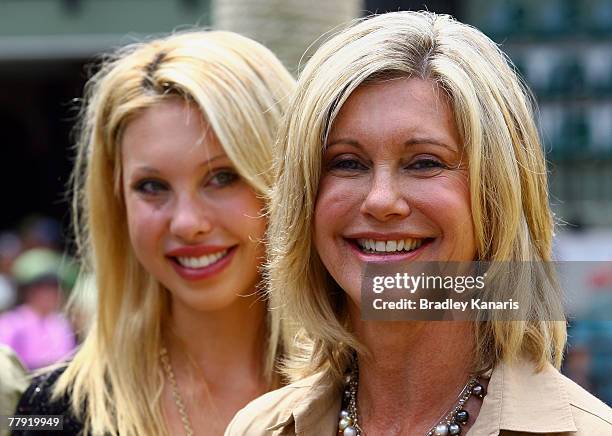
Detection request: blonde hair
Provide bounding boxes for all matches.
[268,11,566,382]
[55,31,295,435]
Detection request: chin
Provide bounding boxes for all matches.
[185,293,242,312]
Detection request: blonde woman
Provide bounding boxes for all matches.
[15,31,295,435]
[227,11,612,436]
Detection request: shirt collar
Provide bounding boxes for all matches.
[292,373,341,435]
[265,370,341,435]
[468,359,577,435]
[263,375,311,432]
[267,359,578,436]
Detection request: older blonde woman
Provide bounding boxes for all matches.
[15,31,295,435]
[227,11,612,436]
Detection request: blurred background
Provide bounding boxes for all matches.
[0,0,610,403]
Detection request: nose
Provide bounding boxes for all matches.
[360,169,411,221]
[169,194,213,242]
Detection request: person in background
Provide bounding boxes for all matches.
[565,265,612,406]
[18,216,62,252]
[0,248,75,370]
[0,345,27,436]
[0,232,21,313]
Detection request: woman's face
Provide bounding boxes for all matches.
[121,99,266,312]
[314,78,476,304]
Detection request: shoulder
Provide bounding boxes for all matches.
[16,366,67,414]
[558,371,612,433]
[225,372,331,435]
[0,345,27,415]
[14,366,84,435]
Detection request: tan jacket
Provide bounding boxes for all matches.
[0,345,28,436]
[226,359,612,435]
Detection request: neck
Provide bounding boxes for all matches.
[351,311,476,434]
[165,290,268,387]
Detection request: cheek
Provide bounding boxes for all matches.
[414,173,472,222]
[440,177,472,232]
[420,175,475,254]
[244,213,267,249]
[315,176,364,239]
[124,198,166,254]
[218,188,266,244]
[314,179,364,298]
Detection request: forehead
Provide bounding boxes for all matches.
[328,78,459,151]
[123,98,204,143]
[121,98,224,165]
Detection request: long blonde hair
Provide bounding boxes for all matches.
[267,11,566,383]
[55,31,295,435]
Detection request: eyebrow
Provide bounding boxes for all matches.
[325,139,363,150]
[130,154,227,174]
[325,138,457,152]
[404,138,458,152]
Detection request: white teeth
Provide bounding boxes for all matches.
[356,238,425,253]
[176,249,228,269]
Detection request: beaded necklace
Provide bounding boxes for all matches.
[338,361,486,436]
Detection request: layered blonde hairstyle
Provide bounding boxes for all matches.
[54,31,295,435]
[268,11,566,382]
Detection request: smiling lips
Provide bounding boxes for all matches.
[347,236,433,259]
[166,245,236,280]
[356,237,425,253]
[176,250,229,268]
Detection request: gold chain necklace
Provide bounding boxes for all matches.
[160,347,195,436]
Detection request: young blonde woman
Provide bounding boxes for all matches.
[227,11,612,436]
[15,31,295,435]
